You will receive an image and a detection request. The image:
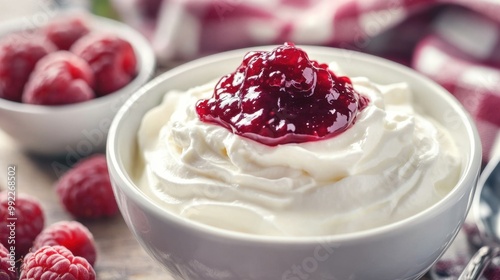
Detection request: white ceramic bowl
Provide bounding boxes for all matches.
[107,46,482,280]
[0,13,155,156]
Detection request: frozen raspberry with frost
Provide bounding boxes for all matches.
[55,154,119,219]
[0,191,44,260]
[22,51,95,105]
[0,33,56,102]
[71,32,137,96]
[19,245,95,280]
[44,15,91,50]
[0,243,17,280]
[33,221,97,266]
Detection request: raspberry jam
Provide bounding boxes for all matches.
[196,43,369,145]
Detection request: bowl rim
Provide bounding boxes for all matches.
[107,45,482,244]
[0,11,156,114]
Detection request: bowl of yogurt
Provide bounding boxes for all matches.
[107,44,481,280]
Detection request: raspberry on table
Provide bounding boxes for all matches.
[32,221,97,266]
[0,243,17,280]
[0,33,56,102]
[0,191,44,260]
[43,14,91,50]
[19,245,96,280]
[71,32,137,96]
[22,51,95,105]
[55,154,119,219]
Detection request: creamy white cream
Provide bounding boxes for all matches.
[134,67,461,236]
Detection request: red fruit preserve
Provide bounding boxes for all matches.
[196,43,369,145]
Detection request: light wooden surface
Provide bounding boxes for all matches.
[0,129,171,279]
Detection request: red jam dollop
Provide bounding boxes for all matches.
[195,43,369,146]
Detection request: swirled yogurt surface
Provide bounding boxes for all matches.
[133,64,461,236]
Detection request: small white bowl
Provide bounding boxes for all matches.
[0,13,155,156]
[107,46,481,280]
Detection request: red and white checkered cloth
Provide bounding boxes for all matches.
[113,0,500,163]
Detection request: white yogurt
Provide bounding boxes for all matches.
[134,66,461,236]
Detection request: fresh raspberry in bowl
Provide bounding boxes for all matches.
[43,14,91,50]
[23,51,95,105]
[0,12,155,156]
[32,221,97,266]
[71,32,138,96]
[55,154,118,219]
[19,245,95,280]
[0,33,56,102]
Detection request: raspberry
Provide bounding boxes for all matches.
[32,221,97,266]
[0,192,44,260]
[43,15,91,50]
[0,33,56,102]
[0,243,17,280]
[55,154,119,219]
[22,51,95,105]
[19,245,95,280]
[71,32,137,96]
